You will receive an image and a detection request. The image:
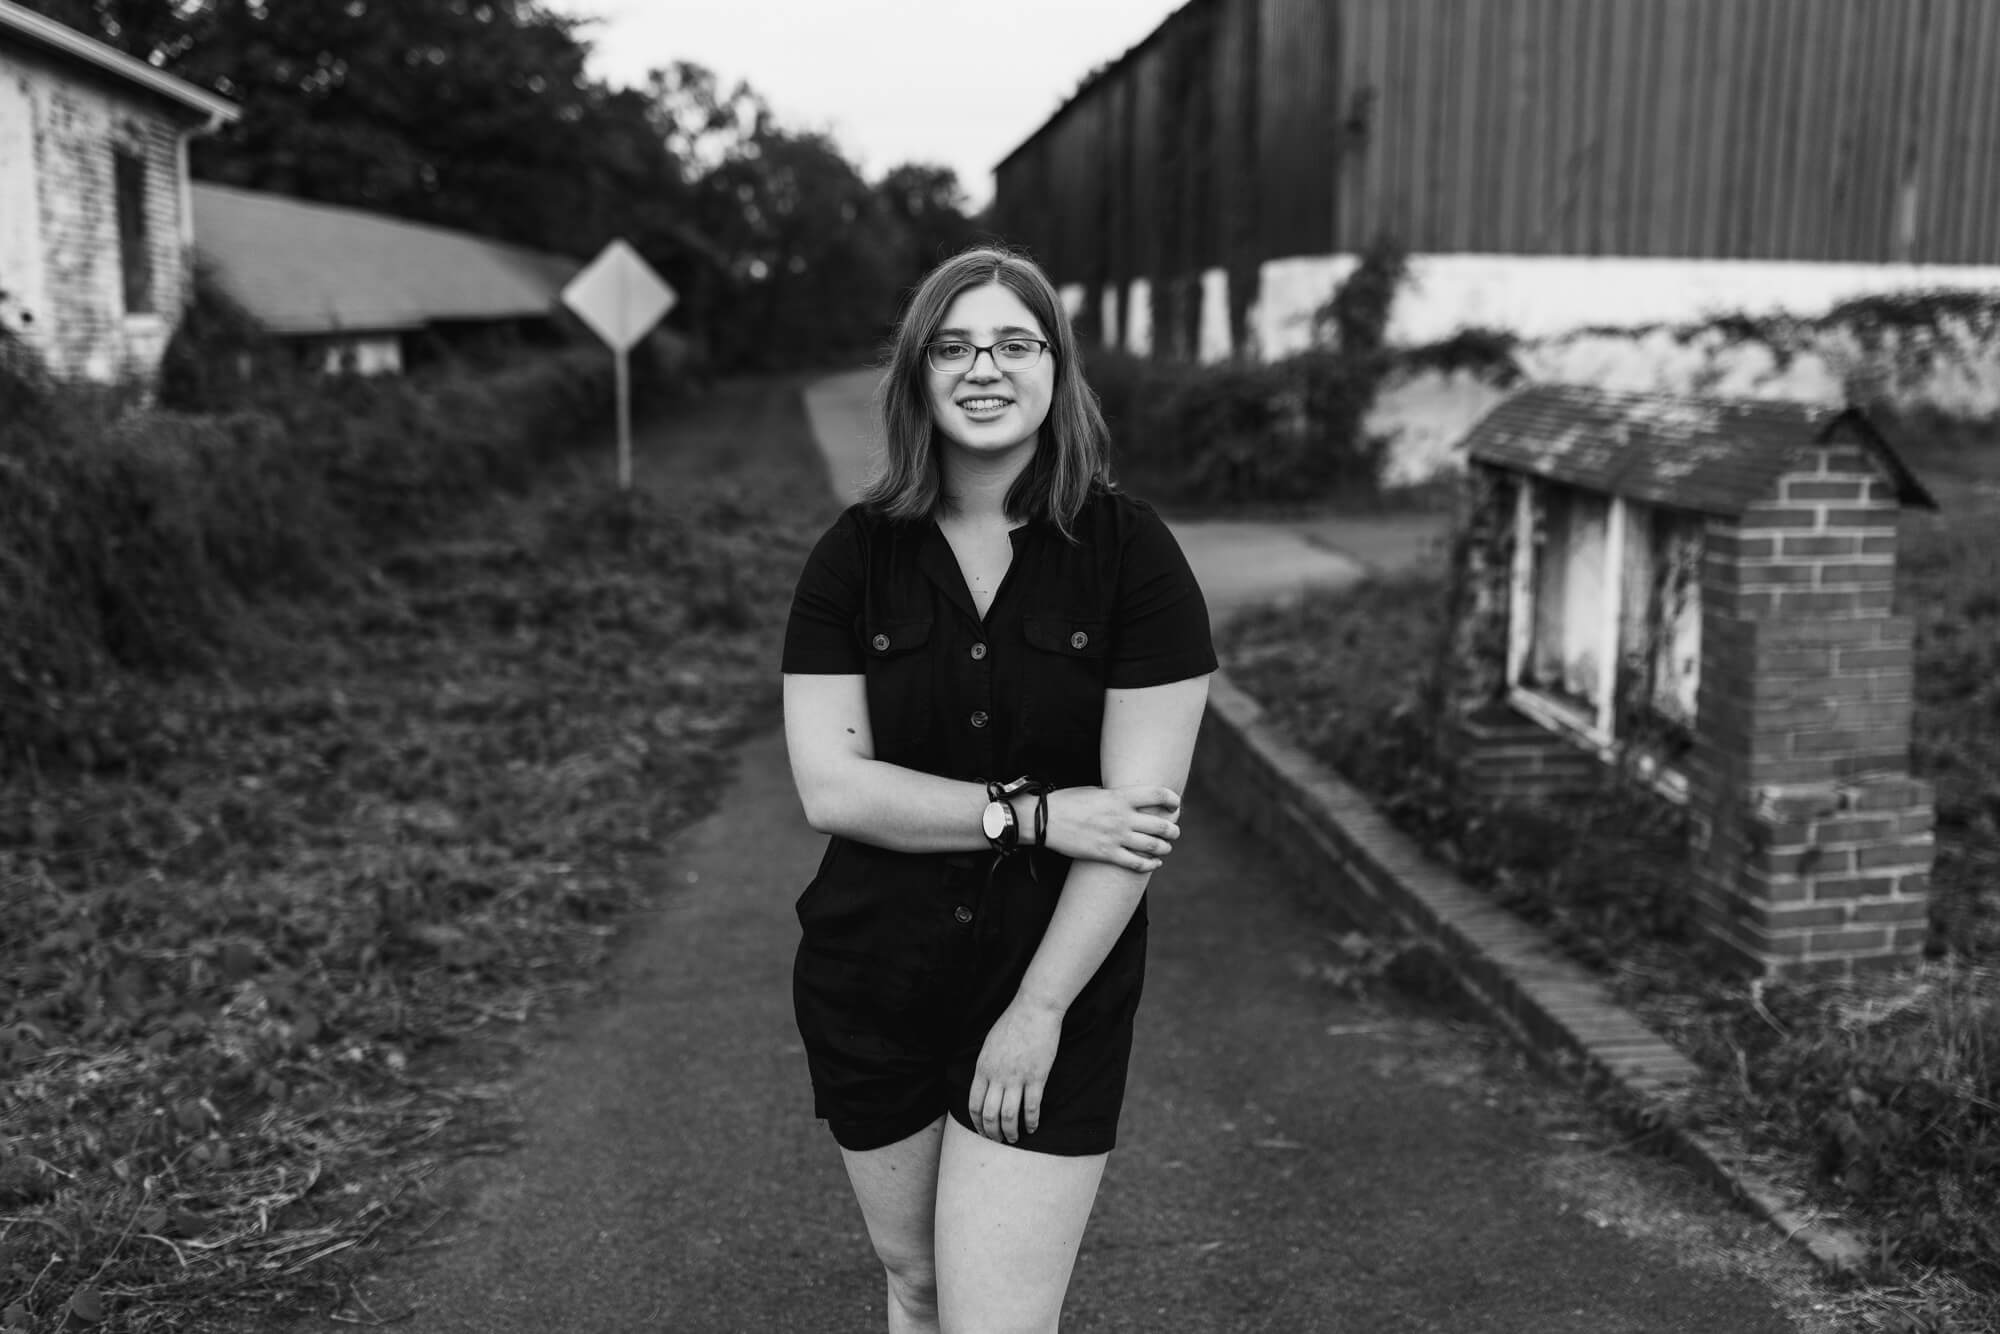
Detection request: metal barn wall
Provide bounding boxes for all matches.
[993,0,2000,322]
[1336,0,2000,263]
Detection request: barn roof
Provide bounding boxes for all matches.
[0,1,238,125]
[190,182,581,336]
[1462,383,1937,515]
[994,0,1204,174]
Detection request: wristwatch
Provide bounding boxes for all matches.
[982,775,1037,854]
[981,794,1020,852]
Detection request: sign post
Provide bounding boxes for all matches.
[560,239,677,490]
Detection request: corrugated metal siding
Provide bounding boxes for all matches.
[1128,39,1166,285]
[992,0,2000,325]
[1217,0,1262,339]
[1257,0,1339,257]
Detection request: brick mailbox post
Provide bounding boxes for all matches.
[1442,384,1938,978]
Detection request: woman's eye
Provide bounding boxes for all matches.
[936,343,972,358]
[996,341,1030,357]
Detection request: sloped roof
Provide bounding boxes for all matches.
[1462,383,1937,515]
[190,182,581,336]
[0,1,237,125]
[995,0,1201,173]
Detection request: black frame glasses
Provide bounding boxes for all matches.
[925,337,1050,374]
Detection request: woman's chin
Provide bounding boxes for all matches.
[944,427,1038,457]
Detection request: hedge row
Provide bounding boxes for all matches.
[0,344,672,771]
[1090,347,1394,508]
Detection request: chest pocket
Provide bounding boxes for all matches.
[862,615,934,753]
[1021,615,1109,739]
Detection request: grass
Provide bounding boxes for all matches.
[0,381,832,1332]
[1217,416,2000,1325]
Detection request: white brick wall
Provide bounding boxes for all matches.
[0,41,197,383]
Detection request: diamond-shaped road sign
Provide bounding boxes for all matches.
[561,239,677,489]
[562,239,676,353]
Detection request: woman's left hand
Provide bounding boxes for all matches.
[967,998,1064,1144]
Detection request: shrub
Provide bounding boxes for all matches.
[1,345,671,775]
[1398,326,1524,386]
[1087,234,1410,509]
[1089,347,1394,508]
[154,262,281,414]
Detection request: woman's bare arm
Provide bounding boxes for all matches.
[964,674,1211,1141]
[1014,675,1210,1012]
[782,673,1181,871]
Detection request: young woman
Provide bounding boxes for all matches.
[781,247,1214,1333]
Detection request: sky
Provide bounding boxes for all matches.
[540,0,1189,210]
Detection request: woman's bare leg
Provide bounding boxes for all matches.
[840,1116,948,1334]
[933,1117,1107,1334]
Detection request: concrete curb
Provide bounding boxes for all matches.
[1192,670,1871,1278]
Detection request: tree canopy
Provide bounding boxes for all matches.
[16,0,988,371]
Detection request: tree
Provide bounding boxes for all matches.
[12,0,681,258]
[876,163,982,268]
[690,127,907,369]
[874,162,989,316]
[644,60,769,178]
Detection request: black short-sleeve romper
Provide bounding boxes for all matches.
[780,486,1216,1156]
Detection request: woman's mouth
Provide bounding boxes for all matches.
[957,397,1012,419]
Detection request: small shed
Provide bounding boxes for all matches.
[1443,383,1938,978]
[0,0,238,382]
[189,183,583,375]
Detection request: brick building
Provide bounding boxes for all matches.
[1446,385,1939,977]
[0,0,236,383]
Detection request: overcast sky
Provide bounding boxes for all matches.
[541,0,1187,209]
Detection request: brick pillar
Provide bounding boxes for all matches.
[1686,443,1934,977]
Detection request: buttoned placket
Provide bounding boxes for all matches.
[917,520,1037,786]
[917,519,1044,942]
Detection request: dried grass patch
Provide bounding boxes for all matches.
[2,415,826,1330]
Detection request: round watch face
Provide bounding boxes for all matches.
[982,800,1010,841]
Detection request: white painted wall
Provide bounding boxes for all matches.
[0,44,200,383]
[1198,267,1231,364]
[1202,251,2000,485]
[0,70,47,348]
[1247,253,2000,358]
[1123,277,1153,356]
[317,333,403,376]
[1057,282,1086,322]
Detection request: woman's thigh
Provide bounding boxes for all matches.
[840,1115,948,1279]
[934,1117,1107,1334]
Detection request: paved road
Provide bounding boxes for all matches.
[280,377,1812,1332]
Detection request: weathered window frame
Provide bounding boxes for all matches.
[113,145,155,317]
[1504,479,1701,800]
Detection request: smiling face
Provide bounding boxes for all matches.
[923,282,1055,462]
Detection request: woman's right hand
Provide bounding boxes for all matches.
[1034,785,1182,872]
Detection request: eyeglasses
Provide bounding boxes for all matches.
[925,338,1050,374]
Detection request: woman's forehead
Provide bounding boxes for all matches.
[936,283,1044,338]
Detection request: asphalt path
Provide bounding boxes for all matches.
[276,376,1810,1331]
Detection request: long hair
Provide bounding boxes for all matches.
[860,246,1109,539]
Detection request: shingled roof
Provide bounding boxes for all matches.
[1462,383,1937,515]
[190,182,580,336]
